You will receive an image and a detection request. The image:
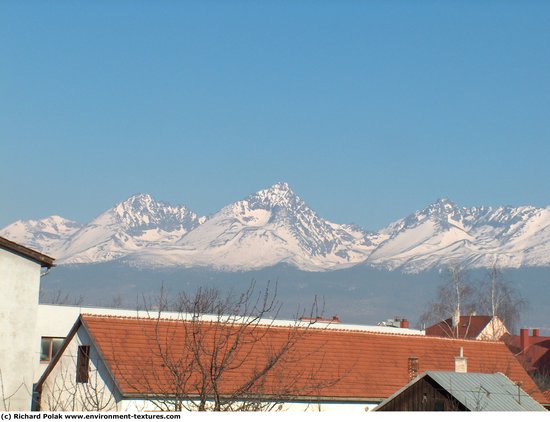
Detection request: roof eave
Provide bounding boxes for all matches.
[119,391,385,403]
[0,236,55,268]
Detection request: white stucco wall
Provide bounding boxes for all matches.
[121,398,376,412]
[0,248,42,411]
[39,327,121,411]
[478,317,509,341]
[35,305,144,381]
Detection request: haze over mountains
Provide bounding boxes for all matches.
[3,182,550,273]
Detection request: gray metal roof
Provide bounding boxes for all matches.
[425,371,546,411]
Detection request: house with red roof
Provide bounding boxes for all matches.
[503,328,550,395]
[425,315,509,340]
[34,314,547,411]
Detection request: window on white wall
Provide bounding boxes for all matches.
[76,345,90,383]
[40,337,65,362]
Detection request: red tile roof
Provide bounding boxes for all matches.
[79,315,545,403]
[425,315,493,339]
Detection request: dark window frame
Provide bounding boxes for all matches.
[76,345,90,383]
[40,337,65,362]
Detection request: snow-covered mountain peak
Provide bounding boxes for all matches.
[246,182,299,210]
[46,215,75,225]
[114,193,165,219]
[163,183,378,270]
[117,193,155,210]
[432,197,456,209]
[48,194,205,265]
[0,215,83,255]
[102,194,200,233]
[1,215,82,235]
[3,190,550,273]
[382,198,461,236]
[239,183,324,230]
[421,198,460,218]
[114,194,149,220]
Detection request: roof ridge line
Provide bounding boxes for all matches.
[80,315,505,341]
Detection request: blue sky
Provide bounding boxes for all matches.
[1,1,549,231]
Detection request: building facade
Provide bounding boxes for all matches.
[0,237,54,411]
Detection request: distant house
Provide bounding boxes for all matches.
[374,371,547,411]
[35,314,546,411]
[503,328,550,388]
[0,236,54,411]
[425,315,508,340]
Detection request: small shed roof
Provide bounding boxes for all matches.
[376,371,547,411]
[428,371,546,411]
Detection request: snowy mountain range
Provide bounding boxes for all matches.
[2,182,550,273]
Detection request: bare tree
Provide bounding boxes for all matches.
[38,353,118,411]
[530,367,550,393]
[39,288,85,306]
[0,369,32,411]
[419,262,527,338]
[477,262,527,333]
[418,264,477,337]
[114,281,344,411]
[109,294,124,309]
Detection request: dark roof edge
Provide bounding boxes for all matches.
[34,316,84,390]
[120,392,385,403]
[372,373,426,411]
[0,236,55,268]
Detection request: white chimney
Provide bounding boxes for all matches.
[455,347,468,373]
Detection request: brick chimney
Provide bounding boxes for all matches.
[520,328,529,352]
[532,328,540,338]
[455,347,468,373]
[408,357,419,381]
[400,319,410,329]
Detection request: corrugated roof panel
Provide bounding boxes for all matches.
[426,372,546,411]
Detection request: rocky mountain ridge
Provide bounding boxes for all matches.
[2,183,550,273]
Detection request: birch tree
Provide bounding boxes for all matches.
[419,262,526,337]
[477,262,527,333]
